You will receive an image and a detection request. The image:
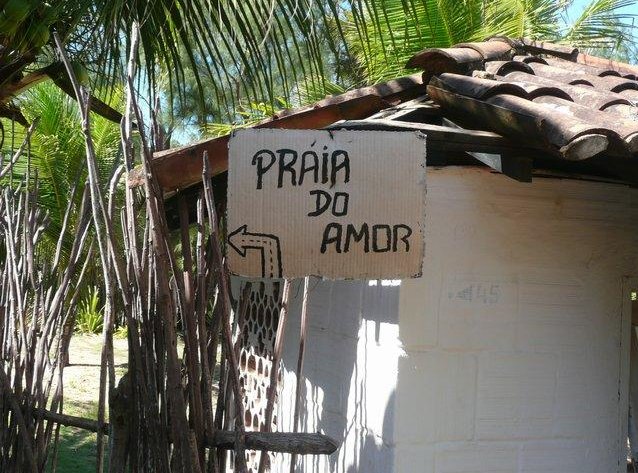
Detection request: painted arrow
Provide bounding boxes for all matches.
[228,225,282,278]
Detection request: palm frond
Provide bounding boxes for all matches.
[343,0,463,83]
[1,82,122,258]
[2,0,632,144]
[562,0,636,52]
[338,0,635,85]
[201,98,291,138]
[297,78,347,105]
[480,0,560,40]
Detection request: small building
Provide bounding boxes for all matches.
[152,37,638,472]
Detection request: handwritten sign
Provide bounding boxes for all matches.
[226,129,426,279]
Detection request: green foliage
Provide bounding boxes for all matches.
[297,79,347,106]
[114,325,128,339]
[1,81,122,258]
[170,0,635,140]
[1,1,341,123]
[202,98,291,138]
[0,1,633,147]
[0,1,59,53]
[199,80,348,138]
[343,0,636,83]
[562,0,637,49]
[75,286,104,335]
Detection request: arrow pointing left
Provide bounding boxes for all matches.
[228,225,282,278]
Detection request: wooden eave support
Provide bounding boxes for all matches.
[327,118,542,156]
[128,74,425,193]
[441,118,532,182]
[128,94,388,192]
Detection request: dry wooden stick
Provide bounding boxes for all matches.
[115,39,148,473]
[201,152,248,473]
[94,166,124,471]
[289,276,311,473]
[216,282,252,471]
[4,173,37,458]
[0,118,39,180]
[52,173,80,268]
[233,284,252,372]
[0,155,88,472]
[257,279,292,473]
[119,25,178,472]
[126,74,201,473]
[48,242,94,473]
[33,407,339,455]
[178,195,206,470]
[0,361,37,473]
[52,33,121,473]
[52,31,130,308]
[193,195,219,473]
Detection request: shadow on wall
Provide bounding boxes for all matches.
[281,279,401,473]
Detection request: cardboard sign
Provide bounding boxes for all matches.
[226,129,426,279]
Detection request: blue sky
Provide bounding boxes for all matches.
[565,0,637,63]
[566,0,637,26]
[169,1,638,144]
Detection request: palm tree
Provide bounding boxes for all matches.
[0,0,633,134]
[0,0,338,126]
[165,0,633,139]
[341,0,636,84]
[1,81,122,259]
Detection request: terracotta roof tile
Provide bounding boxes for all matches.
[407,38,638,162]
[527,62,638,92]
[499,71,633,110]
[512,55,548,65]
[620,89,638,102]
[451,40,512,59]
[542,56,622,77]
[576,52,638,78]
[531,95,638,154]
[140,37,638,192]
[484,60,534,76]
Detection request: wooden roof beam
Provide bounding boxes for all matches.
[129,74,425,193]
[326,118,542,156]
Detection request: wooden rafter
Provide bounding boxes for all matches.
[128,74,425,192]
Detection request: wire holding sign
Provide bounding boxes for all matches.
[227,129,426,280]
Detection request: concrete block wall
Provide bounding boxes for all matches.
[271,167,638,473]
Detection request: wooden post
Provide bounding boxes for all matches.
[257,279,292,473]
[202,152,249,473]
[290,276,311,473]
[32,407,339,455]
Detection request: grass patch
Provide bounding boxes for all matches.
[51,334,128,472]
[51,333,186,471]
[53,401,98,472]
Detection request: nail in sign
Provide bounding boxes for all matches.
[226,129,426,279]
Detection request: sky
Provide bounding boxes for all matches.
[566,0,637,63]
[566,0,638,27]
[169,0,638,144]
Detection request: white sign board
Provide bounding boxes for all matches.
[226,129,426,279]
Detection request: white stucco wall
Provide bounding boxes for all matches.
[272,166,638,473]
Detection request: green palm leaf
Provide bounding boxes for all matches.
[1,82,122,259]
[562,0,636,52]
[0,0,633,143]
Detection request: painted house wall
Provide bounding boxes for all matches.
[270,167,638,473]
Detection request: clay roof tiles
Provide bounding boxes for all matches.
[409,38,638,162]
[142,36,638,193]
